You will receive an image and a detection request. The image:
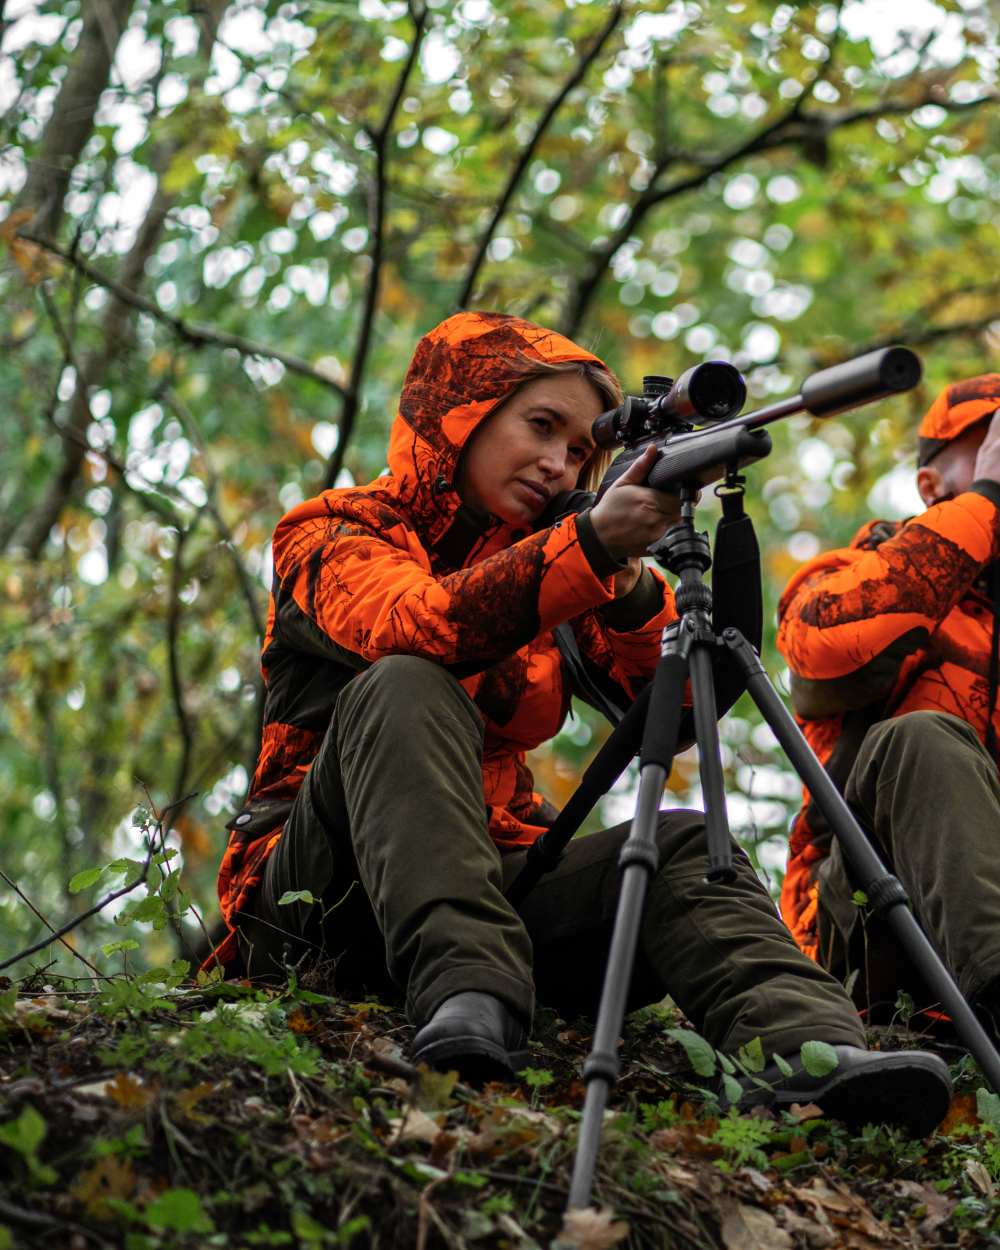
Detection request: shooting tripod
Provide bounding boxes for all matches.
[509,478,1000,1215]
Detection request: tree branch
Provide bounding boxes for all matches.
[324,4,429,490]
[560,85,997,339]
[454,1,624,313]
[167,524,198,819]
[864,309,1000,353]
[16,232,348,397]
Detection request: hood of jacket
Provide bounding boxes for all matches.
[385,311,607,548]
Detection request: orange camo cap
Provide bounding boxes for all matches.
[917,373,1000,467]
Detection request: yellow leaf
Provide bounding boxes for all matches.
[174,1081,216,1125]
[70,1157,137,1218]
[106,1071,155,1110]
[0,209,61,283]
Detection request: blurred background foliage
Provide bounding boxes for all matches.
[0,0,998,973]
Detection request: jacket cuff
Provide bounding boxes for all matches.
[970,480,1000,513]
[575,508,627,579]
[599,565,664,631]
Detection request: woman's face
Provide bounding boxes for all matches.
[456,373,604,525]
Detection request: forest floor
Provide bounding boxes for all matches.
[2,966,1000,1250]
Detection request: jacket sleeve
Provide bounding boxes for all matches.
[777,487,1000,718]
[270,507,617,668]
[570,564,679,699]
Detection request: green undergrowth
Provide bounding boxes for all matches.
[2,973,1000,1249]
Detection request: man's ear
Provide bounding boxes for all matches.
[917,464,945,508]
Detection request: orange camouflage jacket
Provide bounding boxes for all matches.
[776,484,1000,959]
[213,312,678,968]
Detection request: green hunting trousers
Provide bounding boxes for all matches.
[237,656,865,1055]
[816,710,1000,1011]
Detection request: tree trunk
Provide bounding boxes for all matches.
[14,1,229,558]
[10,0,135,241]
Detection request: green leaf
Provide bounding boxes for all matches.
[107,858,146,887]
[721,1073,744,1105]
[666,1028,717,1077]
[453,1170,488,1187]
[117,895,169,929]
[772,1052,794,1078]
[68,866,104,894]
[144,1188,214,1233]
[520,1066,554,1089]
[976,1086,1000,1133]
[101,939,140,956]
[737,1036,765,1073]
[277,889,317,906]
[799,1040,839,1078]
[0,1105,47,1156]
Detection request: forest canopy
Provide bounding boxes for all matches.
[1,0,998,973]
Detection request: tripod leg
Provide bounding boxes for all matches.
[568,630,692,1211]
[688,641,736,882]
[723,627,1000,1094]
[568,762,668,1210]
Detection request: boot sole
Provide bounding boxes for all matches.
[768,1052,952,1137]
[411,1035,531,1086]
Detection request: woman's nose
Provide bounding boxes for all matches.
[539,446,569,479]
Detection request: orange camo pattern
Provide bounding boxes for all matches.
[777,489,1000,958]
[918,373,1000,444]
[213,312,677,964]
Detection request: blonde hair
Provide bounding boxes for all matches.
[503,355,622,492]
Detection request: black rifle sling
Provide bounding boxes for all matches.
[712,483,763,652]
[553,489,762,732]
[552,622,628,726]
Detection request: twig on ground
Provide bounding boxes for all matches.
[0,869,108,982]
[0,794,193,974]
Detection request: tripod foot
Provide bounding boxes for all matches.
[721,1044,952,1137]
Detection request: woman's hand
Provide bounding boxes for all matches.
[590,445,682,561]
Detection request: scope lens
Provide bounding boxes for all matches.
[689,362,747,422]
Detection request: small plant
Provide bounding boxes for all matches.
[711,1111,778,1170]
[0,1106,57,1186]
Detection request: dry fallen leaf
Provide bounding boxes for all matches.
[75,1072,154,1109]
[106,1071,155,1110]
[938,1092,980,1134]
[556,1206,630,1250]
[894,1179,955,1239]
[787,1101,825,1122]
[174,1081,215,1125]
[720,1200,793,1250]
[965,1158,995,1197]
[388,1107,442,1145]
[70,1157,137,1218]
[790,1179,891,1243]
[413,1063,458,1108]
[776,1203,837,1249]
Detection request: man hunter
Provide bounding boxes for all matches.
[778,374,1000,1026]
